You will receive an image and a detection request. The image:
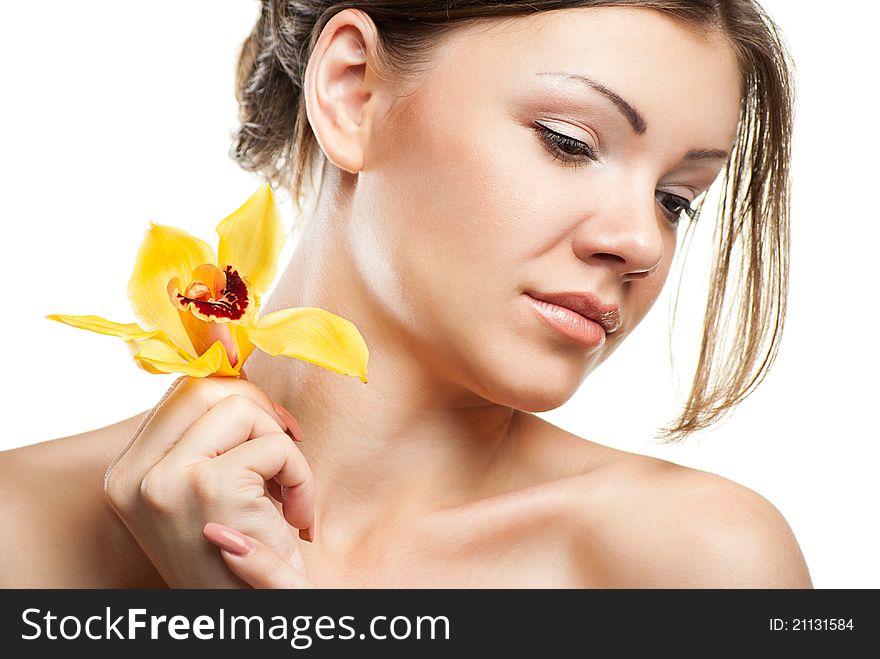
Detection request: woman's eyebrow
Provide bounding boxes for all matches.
[680,147,731,162]
[535,71,731,162]
[536,70,648,134]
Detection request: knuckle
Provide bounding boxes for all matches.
[229,376,260,396]
[138,467,175,512]
[287,438,313,474]
[223,393,255,415]
[189,463,223,501]
[268,432,311,474]
[226,379,273,410]
[266,431,293,452]
[179,376,223,408]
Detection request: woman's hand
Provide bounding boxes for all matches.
[103,374,314,588]
[203,522,316,588]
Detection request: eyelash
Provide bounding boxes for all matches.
[533,123,700,226]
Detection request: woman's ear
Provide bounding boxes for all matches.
[303,8,389,175]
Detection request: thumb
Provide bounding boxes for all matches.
[202,522,315,589]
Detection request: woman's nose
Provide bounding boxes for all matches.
[570,193,665,281]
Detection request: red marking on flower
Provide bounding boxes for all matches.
[177,266,249,321]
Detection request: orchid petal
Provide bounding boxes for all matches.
[128,222,216,357]
[46,314,161,340]
[216,184,285,299]
[232,322,257,368]
[244,307,369,382]
[128,338,239,377]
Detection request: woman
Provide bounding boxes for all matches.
[0,0,811,588]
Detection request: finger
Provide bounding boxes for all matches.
[266,477,284,504]
[112,376,291,475]
[203,522,315,589]
[159,393,285,468]
[212,432,315,533]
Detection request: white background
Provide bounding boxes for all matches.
[1,1,876,588]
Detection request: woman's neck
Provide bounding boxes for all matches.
[243,183,522,556]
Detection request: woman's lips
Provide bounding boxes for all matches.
[525,293,612,348]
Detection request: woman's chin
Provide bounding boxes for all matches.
[516,393,578,414]
[489,375,583,413]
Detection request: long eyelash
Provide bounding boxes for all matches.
[658,192,700,226]
[534,123,700,226]
[533,123,598,167]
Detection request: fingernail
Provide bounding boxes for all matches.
[203,522,255,557]
[272,401,304,442]
[299,527,314,543]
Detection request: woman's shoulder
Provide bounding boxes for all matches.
[0,412,165,587]
[517,415,813,588]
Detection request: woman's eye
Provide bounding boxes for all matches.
[533,123,598,168]
[534,121,699,227]
[657,191,698,226]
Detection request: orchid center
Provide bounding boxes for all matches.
[167,263,252,366]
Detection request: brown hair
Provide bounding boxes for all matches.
[231,0,796,443]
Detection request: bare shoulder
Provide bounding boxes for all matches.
[564,442,812,588]
[512,415,812,588]
[0,412,163,587]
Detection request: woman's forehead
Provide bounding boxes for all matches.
[442,7,738,90]
[408,7,742,149]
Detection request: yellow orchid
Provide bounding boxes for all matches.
[47,184,369,382]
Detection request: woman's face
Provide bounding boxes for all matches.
[346,7,743,411]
